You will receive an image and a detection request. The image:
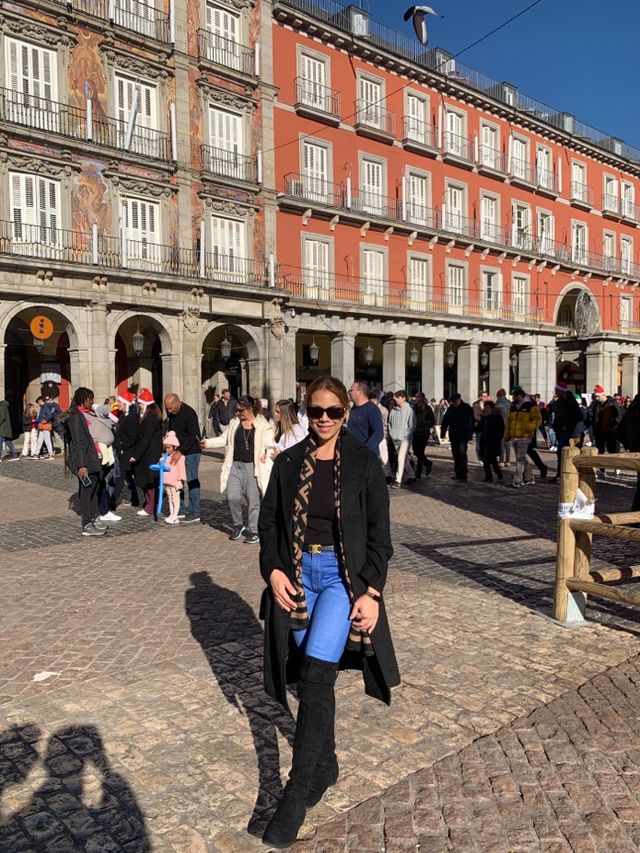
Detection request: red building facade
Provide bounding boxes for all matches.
[272,0,640,401]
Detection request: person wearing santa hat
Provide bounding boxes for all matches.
[129,389,163,518]
[591,384,624,464]
[113,391,141,509]
[549,381,582,483]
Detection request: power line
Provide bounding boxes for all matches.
[265,0,548,158]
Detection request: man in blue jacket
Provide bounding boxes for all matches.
[347,381,383,453]
[440,393,474,481]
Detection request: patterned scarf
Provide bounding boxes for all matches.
[290,431,373,657]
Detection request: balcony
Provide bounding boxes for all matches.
[294,77,341,125]
[197,29,255,78]
[0,220,272,286]
[619,319,640,335]
[0,88,172,162]
[602,192,621,219]
[63,0,170,41]
[282,173,346,209]
[570,181,593,210]
[442,131,473,167]
[201,145,257,184]
[404,200,437,230]
[509,157,536,188]
[510,227,535,252]
[401,116,437,156]
[477,146,506,178]
[353,99,395,143]
[621,199,640,225]
[351,189,400,220]
[536,166,559,198]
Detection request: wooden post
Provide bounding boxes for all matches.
[574,446,598,581]
[553,445,581,622]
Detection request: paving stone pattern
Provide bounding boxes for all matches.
[1,448,640,851]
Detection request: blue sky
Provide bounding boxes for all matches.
[371,0,640,149]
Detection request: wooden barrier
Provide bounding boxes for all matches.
[553,446,640,624]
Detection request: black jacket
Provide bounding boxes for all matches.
[113,406,140,472]
[258,431,400,710]
[165,403,202,456]
[65,411,101,475]
[553,394,582,433]
[413,403,435,438]
[617,395,640,451]
[477,412,504,458]
[591,396,623,437]
[440,402,474,442]
[131,415,163,489]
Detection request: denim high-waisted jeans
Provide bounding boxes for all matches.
[292,550,352,663]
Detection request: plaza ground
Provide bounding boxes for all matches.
[2,445,640,851]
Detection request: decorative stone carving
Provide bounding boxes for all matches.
[197,80,255,111]
[102,46,171,80]
[142,281,157,295]
[222,0,252,9]
[181,308,200,333]
[92,276,108,292]
[199,195,253,217]
[190,287,205,303]
[266,298,286,339]
[0,152,78,177]
[35,270,54,284]
[107,172,175,198]
[1,14,76,48]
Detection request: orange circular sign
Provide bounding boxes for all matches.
[30,315,54,341]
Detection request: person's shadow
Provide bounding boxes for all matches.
[185,571,295,837]
[0,723,151,851]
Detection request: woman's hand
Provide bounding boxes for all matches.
[77,466,88,480]
[259,452,267,463]
[350,594,379,634]
[269,569,298,613]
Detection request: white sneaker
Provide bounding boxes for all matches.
[137,509,152,517]
[100,511,121,522]
[164,517,179,524]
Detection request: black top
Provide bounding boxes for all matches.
[304,459,337,546]
[165,403,201,456]
[233,424,254,463]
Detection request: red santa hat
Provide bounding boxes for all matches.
[593,384,606,396]
[138,388,155,409]
[555,381,569,393]
[117,390,135,407]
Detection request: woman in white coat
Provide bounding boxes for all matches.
[201,394,274,544]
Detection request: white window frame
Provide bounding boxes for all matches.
[360,245,387,307]
[210,213,247,280]
[481,267,502,314]
[622,181,635,219]
[511,135,529,180]
[4,37,59,131]
[121,195,161,270]
[512,274,529,317]
[406,253,431,310]
[511,202,531,249]
[621,236,633,275]
[446,261,466,313]
[603,230,616,271]
[114,73,159,156]
[298,49,330,112]
[479,122,500,170]
[444,108,467,157]
[405,90,429,143]
[571,160,587,201]
[302,233,332,300]
[571,221,588,265]
[480,192,499,242]
[405,168,430,226]
[620,295,633,329]
[301,138,330,201]
[536,144,553,189]
[10,170,62,253]
[536,209,555,256]
[603,174,619,213]
[208,105,244,178]
[359,154,386,216]
[357,73,385,130]
[445,181,466,233]
[204,3,242,68]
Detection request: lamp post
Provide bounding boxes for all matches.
[364,340,374,366]
[131,324,145,358]
[220,333,232,360]
[510,351,519,389]
[409,344,419,366]
[309,337,319,365]
[445,347,456,399]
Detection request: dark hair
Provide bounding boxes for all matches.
[274,398,299,441]
[237,394,261,416]
[394,389,408,399]
[306,375,349,412]
[73,387,94,407]
[142,403,163,422]
[484,400,496,410]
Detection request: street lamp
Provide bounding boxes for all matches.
[509,352,519,369]
[409,344,419,366]
[364,340,374,365]
[220,333,232,360]
[309,337,319,364]
[131,324,145,357]
[480,351,489,370]
[446,348,456,368]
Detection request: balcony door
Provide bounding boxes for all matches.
[205,4,241,68]
[480,195,497,242]
[407,172,428,225]
[302,141,328,201]
[115,76,157,156]
[211,215,245,279]
[300,53,327,111]
[122,197,160,269]
[209,106,243,178]
[359,77,382,128]
[361,248,385,306]
[5,38,58,131]
[361,158,384,216]
[304,237,330,299]
[10,171,60,254]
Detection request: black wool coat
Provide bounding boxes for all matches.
[131,416,163,489]
[65,411,102,475]
[258,431,400,710]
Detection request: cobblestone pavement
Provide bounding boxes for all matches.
[1,446,640,852]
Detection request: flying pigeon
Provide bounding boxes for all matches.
[403,6,438,45]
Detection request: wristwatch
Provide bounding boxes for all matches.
[365,590,382,603]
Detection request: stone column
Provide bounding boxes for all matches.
[542,346,557,403]
[331,333,356,389]
[382,337,407,392]
[180,323,202,414]
[0,343,6,400]
[488,345,511,396]
[456,342,479,402]
[517,345,549,396]
[621,355,639,397]
[585,342,619,396]
[421,340,443,401]
[88,301,110,401]
[281,327,297,400]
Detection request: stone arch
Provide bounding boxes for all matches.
[553,284,601,336]
[0,299,87,351]
[108,310,176,403]
[200,321,264,405]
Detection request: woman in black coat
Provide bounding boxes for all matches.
[62,387,105,536]
[258,375,399,848]
[477,400,504,482]
[113,402,141,508]
[129,403,163,518]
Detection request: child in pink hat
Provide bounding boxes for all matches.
[162,431,186,524]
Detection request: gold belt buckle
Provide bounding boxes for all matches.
[308,544,322,555]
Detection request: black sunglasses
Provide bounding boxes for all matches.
[307,405,345,420]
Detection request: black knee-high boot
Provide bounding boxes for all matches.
[305,692,339,808]
[262,656,338,848]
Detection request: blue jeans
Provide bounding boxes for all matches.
[293,551,352,663]
[179,452,201,516]
[0,437,17,457]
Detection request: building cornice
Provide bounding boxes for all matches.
[0,10,77,48]
[102,42,172,80]
[105,169,176,197]
[197,79,257,111]
[0,147,81,177]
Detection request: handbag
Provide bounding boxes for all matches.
[38,423,53,431]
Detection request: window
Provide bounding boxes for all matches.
[5,37,58,130]
[537,210,555,255]
[603,232,616,271]
[208,106,243,178]
[445,183,464,233]
[358,76,383,129]
[113,0,158,38]
[621,236,633,275]
[620,296,632,329]
[536,146,553,189]
[211,214,245,279]
[361,247,386,306]
[122,196,160,269]
[480,194,498,242]
[512,274,529,316]
[480,124,500,170]
[302,140,328,200]
[299,52,328,111]
[406,171,429,225]
[571,162,587,200]
[511,136,529,180]
[482,269,502,312]
[360,157,385,215]
[405,92,428,142]
[407,255,430,310]
[603,175,618,212]
[303,236,331,299]
[446,263,465,312]
[622,182,635,219]
[115,75,158,156]
[445,110,465,156]
[205,4,241,68]
[511,203,531,249]
[572,222,588,264]
[10,171,60,250]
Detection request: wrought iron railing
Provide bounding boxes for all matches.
[442,131,473,163]
[402,116,437,149]
[570,181,593,207]
[197,29,254,75]
[63,0,170,41]
[354,99,395,136]
[477,146,506,173]
[510,157,536,185]
[295,77,341,117]
[283,173,347,208]
[201,145,257,183]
